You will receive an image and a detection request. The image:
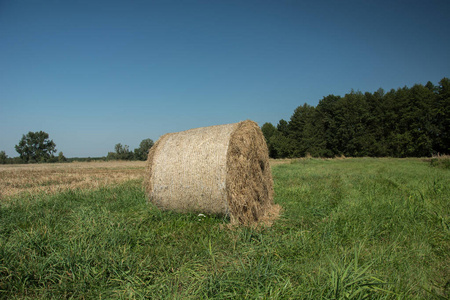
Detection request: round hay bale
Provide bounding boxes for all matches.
[144,120,277,225]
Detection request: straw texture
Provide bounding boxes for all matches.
[144,120,276,225]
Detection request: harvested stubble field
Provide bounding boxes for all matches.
[0,158,449,299]
[0,161,146,201]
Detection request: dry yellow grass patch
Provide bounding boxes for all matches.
[269,158,295,166]
[0,161,146,199]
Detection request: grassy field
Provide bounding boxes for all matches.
[0,158,449,299]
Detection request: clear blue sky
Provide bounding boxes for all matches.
[1,0,449,158]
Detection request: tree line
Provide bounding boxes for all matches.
[106,139,154,161]
[0,131,154,164]
[262,77,449,158]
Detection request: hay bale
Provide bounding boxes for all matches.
[144,120,278,225]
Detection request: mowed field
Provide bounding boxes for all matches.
[0,161,146,200]
[0,158,449,299]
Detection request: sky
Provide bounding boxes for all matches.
[1,0,449,158]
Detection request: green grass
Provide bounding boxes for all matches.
[1,158,449,299]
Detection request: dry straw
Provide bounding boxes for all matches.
[144,120,279,226]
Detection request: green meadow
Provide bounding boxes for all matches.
[1,158,449,299]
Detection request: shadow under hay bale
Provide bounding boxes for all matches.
[144,120,279,226]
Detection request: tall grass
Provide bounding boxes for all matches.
[430,155,450,170]
[1,158,449,299]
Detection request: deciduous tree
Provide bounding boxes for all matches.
[134,138,154,161]
[15,131,57,163]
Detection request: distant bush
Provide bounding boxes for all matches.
[66,157,106,162]
[5,157,24,164]
[0,151,6,164]
[58,151,67,162]
[430,155,450,169]
[106,139,154,161]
